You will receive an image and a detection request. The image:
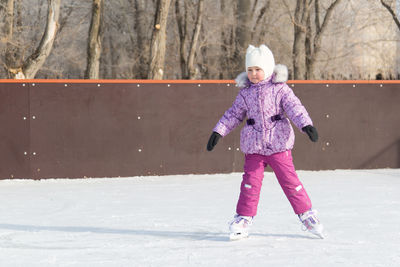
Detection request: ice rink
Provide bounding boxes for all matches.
[0,169,399,266]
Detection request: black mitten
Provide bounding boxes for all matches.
[302,125,318,142]
[207,132,222,151]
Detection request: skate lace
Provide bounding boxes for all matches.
[229,215,252,226]
[301,218,312,231]
[299,210,318,231]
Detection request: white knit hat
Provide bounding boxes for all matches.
[245,44,275,79]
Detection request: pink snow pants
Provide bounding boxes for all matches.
[236,151,312,217]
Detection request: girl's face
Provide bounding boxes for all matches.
[247,66,265,84]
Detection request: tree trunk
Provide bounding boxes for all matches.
[12,0,60,79]
[305,6,312,79]
[85,0,103,79]
[148,0,172,79]
[291,0,311,80]
[2,0,14,75]
[235,0,252,73]
[292,29,305,79]
[134,0,149,78]
[219,0,227,78]
[175,0,188,78]
[187,0,204,79]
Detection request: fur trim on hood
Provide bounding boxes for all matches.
[235,64,288,88]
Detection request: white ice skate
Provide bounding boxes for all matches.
[299,209,325,239]
[229,214,253,241]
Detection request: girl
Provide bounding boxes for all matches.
[207,44,324,240]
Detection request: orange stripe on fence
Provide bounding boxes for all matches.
[0,79,234,84]
[0,79,399,84]
[287,80,400,84]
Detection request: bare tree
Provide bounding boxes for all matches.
[175,0,189,78]
[133,0,150,78]
[175,0,204,79]
[219,0,232,78]
[250,0,270,40]
[380,0,400,30]
[8,0,60,79]
[148,0,172,79]
[234,0,252,73]
[284,0,311,79]
[1,0,15,76]
[305,0,342,79]
[187,0,203,79]
[85,0,103,79]
[2,0,13,40]
[284,0,342,79]
[0,0,397,80]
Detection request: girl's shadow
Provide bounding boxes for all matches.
[0,223,315,242]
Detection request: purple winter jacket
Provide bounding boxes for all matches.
[213,65,313,156]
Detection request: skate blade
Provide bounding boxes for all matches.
[229,232,249,241]
[317,232,326,239]
[312,231,325,239]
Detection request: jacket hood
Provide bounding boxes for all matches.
[235,64,288,88]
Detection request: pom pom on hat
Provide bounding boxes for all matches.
[245,44,275,79]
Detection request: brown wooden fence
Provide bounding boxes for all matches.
[0,80,399,179]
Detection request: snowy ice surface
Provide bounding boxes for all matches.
[0,169,400,267]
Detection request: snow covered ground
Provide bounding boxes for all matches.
[0,169,399,267]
